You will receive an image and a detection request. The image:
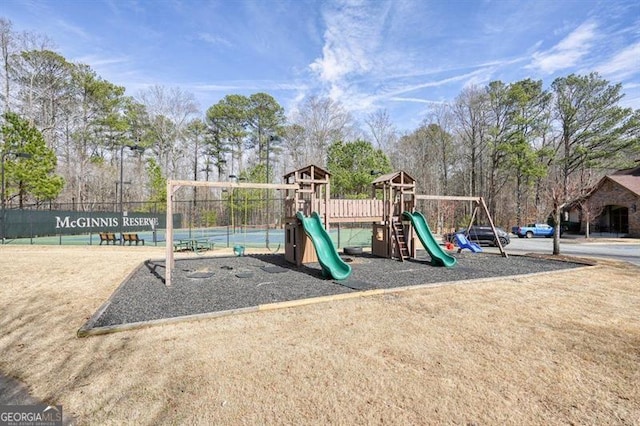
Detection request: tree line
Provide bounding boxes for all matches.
[1,17,639,248]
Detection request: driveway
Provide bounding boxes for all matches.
[484,234,640,266]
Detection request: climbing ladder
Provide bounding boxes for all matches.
[392,220,410,262]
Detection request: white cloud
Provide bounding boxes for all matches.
[197,32,232,48]
[187,80,306,95]
[55,18,92,41]
[596,42,640,81]
[309,2,380,84]
[389,97,445,105]
[528,21,598,74]
[74,54,130,67]
[303,1,395,118]
[386,68,495,98]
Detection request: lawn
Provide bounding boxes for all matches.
[0,245,638,424]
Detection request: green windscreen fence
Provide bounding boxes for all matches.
[0,210,182,239]
[3,195,376,249]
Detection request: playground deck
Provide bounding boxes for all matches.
[79,251,588,335]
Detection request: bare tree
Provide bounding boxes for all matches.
[11,50,73,151]
[364,109,397,152]
[281,124,306,171]
[581,198,606,238]
[424,104,457,195]
[138,85,199,178]
[0,18,15,113]
[452,86,489,197]
[289,95,357,167]
[0,18,54,114]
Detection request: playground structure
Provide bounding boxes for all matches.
[282,165,460,277]
[284,166,418,263]
[163,164,506,286]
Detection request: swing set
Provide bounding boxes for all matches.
[163,165,507,286]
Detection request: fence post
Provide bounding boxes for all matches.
[29,209,33,245]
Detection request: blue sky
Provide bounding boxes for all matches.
[4,0,640,132]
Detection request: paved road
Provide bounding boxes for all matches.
[483,235,640,266]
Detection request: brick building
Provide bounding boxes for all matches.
[571,164,640,237]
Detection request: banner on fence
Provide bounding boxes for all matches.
[2,210,182,239]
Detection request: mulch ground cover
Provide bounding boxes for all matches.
[83,251,587,332]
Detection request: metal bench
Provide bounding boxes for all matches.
[173,239,213,253]
[99,232,118,245]
[122,233,145,245]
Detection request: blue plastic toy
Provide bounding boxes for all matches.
[454,233,483,253]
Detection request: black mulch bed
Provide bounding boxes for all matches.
[85,251,587,330]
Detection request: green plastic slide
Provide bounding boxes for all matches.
[403,211,457,268]
[296,211,352,280]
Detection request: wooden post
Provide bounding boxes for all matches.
[325,171,331,230]
[466,205,478,232]
[165,180,175,286]
[479,197,507,258]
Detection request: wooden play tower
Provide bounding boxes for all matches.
[283,165,418,265]
[283,165,331,265]
[370,171,417,261]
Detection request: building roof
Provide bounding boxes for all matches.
[570,169,640,210]
[612,162,640,176]
[607,175,640,197]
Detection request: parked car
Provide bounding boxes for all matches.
[514,223,556,238]
[443,225,511,247]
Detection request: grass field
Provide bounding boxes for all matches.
[0,245,638,424]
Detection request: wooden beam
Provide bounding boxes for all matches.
[416,195,481,202]
[328,216,383,223]
[165,180,174,286]
[169,179,299,190]
[295,178,330,184]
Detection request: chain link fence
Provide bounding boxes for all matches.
[1,196,373,249]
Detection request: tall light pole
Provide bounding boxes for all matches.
[229,174,239,234]
[118,144,144,241]
[265,135,278,249]
[229,174,248,234]
[221,188,230,247]
[1,151,31,244]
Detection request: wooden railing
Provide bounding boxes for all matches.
[324,199,384,219]
[286,198,385,222]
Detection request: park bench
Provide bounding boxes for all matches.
[173,238,213,253]
[121,233,145,245]
[173,240,191,252]
[99,232,118,245]
[194,239,213,252]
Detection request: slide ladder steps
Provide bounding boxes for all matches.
[392,220,410,261]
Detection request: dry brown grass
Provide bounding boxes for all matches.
[0,245,639,425]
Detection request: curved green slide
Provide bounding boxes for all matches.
[403,211,457,268]
[296,211,352,280]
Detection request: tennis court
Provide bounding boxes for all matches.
[8,224,374,249]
